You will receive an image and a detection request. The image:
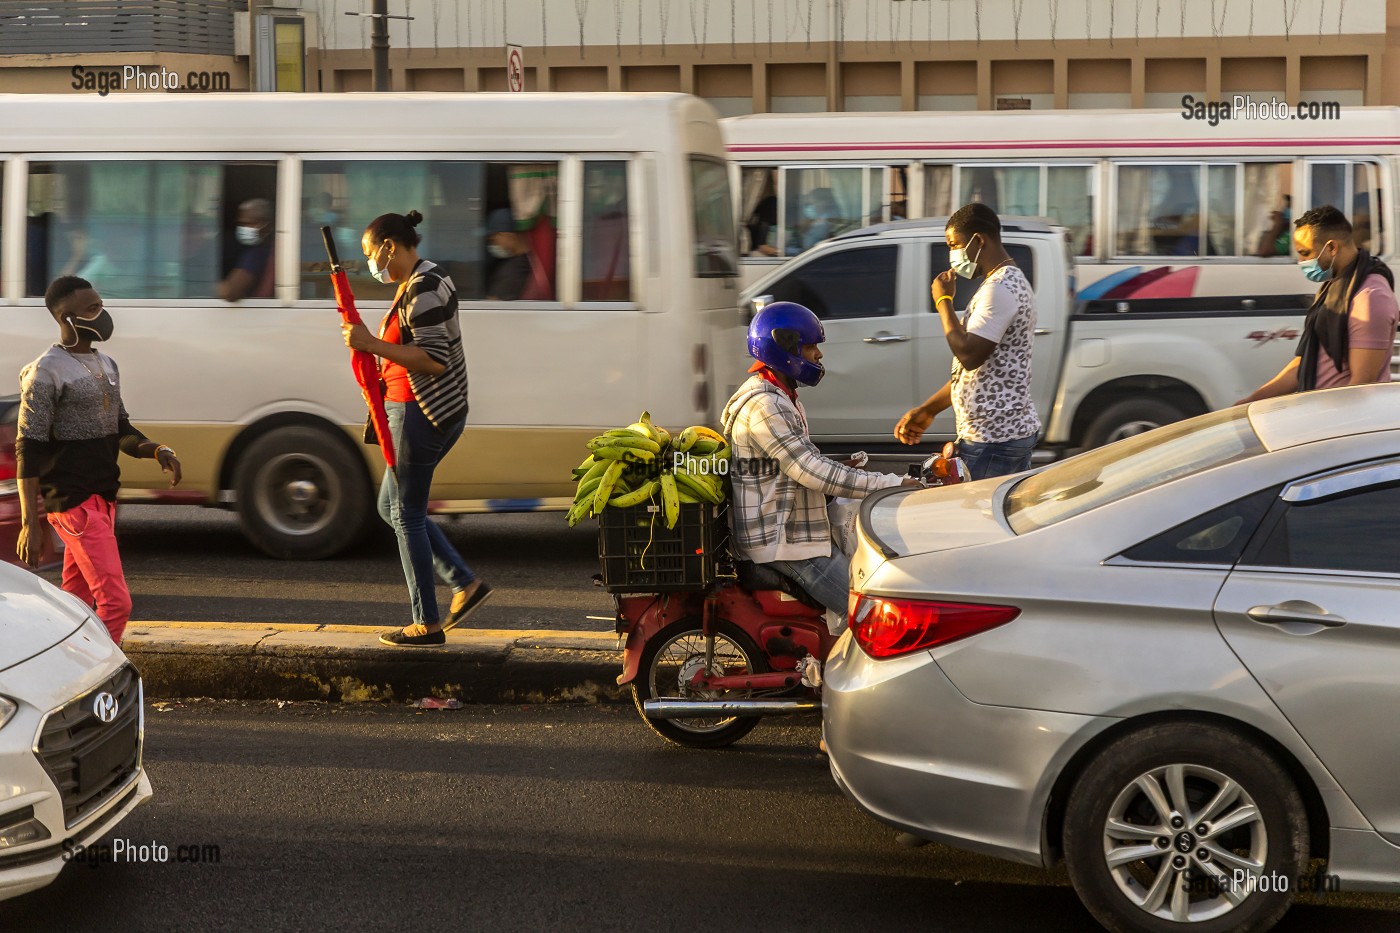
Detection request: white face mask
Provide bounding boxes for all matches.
[236,225,262,247]
[949,238,983,279]
[488,243,514,260]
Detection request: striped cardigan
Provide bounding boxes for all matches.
[386,259,469,429]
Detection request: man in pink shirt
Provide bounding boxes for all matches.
[1240,205,1397,403]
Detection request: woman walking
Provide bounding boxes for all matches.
[341,210,491,646]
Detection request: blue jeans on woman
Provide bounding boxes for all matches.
[955,434,1038,481]
[379,401,475,625]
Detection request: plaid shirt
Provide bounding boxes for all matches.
[720,373,903,563]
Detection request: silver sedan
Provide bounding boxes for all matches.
[824,384,1400,933]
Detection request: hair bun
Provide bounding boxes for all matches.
[404,210,423,227]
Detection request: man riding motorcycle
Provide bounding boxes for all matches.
[720,301,919,627]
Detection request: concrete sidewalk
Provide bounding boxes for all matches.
[122,622,627,704]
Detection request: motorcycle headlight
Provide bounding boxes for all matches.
[0,697,16,731]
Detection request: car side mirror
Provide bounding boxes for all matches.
[745,294,773,322]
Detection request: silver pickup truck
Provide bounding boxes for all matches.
[719,217,1315,455]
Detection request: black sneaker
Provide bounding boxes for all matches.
[379,626,445,647]
[442,583,494,632]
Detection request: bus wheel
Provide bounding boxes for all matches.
[1083,398,1186,450]
[233,425,371,559]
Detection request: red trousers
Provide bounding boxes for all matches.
[47,494,131,643]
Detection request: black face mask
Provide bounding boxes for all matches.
[69,309,114,343]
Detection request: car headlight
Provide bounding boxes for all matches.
[0,697,16,731]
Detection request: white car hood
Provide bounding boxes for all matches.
[0,565,91,673]
[863,480,1013,558]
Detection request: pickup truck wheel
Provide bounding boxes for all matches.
[234,425,372,560]
[1083,398,1186,449]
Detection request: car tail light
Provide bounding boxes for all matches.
[849,595,1020,659]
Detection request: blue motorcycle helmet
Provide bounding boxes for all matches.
[747,301,826,387]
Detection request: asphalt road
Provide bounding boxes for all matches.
[47,504,616,631]
[5,704,1397,933]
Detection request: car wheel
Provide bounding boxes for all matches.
[1083,398,1187,449]
[632,618,767,748]
[233,425,372,560]
[1063,722,1308,933]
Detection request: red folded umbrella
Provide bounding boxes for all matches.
[322,226,396,472]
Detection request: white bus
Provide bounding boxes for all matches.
[0,92,738,558]
[725,107,1399,297]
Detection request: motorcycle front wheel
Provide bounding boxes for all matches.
[632,618,769,748]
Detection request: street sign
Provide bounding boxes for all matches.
[507,44,524,93]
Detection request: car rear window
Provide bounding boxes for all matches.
[1005,407,1265,533]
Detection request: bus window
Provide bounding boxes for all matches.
[1206,164,1237,257]
[1353,161,1381,252]
[890,165,912,219]
[581,161,630,301]
[768,245,897,320]
[1245,163,1294,257]
[929,242,1036,313]
[781,167,863,255]
[740,166,778,255]
[1117,164,1202,257]
[26,161,231,299]
[300,160,560,302]
[960,165,1039,216]
[1309,162,1347,216]
[1046,165,1094,256]
[690,157,736,277]
[925,164,954,217]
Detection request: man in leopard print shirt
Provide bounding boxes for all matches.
[895,203,1041,479]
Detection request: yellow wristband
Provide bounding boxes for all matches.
[935,295,954,308]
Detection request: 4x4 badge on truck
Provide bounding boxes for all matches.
[92,691,119,723]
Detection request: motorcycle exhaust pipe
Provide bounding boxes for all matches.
[642,699,819,719]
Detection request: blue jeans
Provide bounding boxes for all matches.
[379,401,475,625]
[772,550,852,619]
[956,434,1038,481]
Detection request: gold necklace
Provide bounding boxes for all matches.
[70,350,112,411]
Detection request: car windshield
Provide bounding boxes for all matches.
[1004,407,1265,533]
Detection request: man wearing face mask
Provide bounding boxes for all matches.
[894,202,1041,479]
[217,197,275,302]
[1238,204,1397,404]
[15,276,182,644]
[484,208,531,301]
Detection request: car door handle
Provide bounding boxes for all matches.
[864,333,910,344]
[1034,328,1052,336]
[1246,603,1348,628]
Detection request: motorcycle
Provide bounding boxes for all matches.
[606,446,970,748]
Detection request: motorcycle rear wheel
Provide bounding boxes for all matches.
[633,618,769,748]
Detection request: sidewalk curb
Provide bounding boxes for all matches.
[122,623,629,704]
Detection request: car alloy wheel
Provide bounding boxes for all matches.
[1063,722,1307,933]
[1103,763,1266,923]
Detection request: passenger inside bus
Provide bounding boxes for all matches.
[789,187,841,255]
[485,208,531,301]
[746,195,779,256]
[1255,194,1293,257]
[57,228,110,282]
[219,197,275,302]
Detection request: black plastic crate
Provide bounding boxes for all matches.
[597,501,727,592]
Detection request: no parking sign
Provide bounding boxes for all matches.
[507,44,524,92]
